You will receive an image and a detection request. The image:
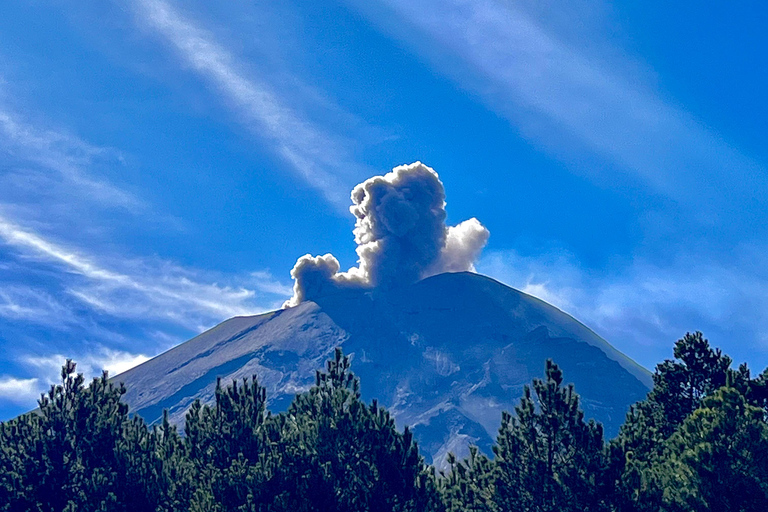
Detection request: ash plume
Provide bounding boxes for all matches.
[285,162,489,307]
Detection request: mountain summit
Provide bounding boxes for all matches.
[115,271,651,466]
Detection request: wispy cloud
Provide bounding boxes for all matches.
[0,287,77,326]
[0,376,41,404]
[479,248,768,370]
[0,215,128,283]
[0,347,152,408]
[355,0,766,209]
[0,215,289,330]
[0,104,140,210]
[131,0,367,209]
[250,270,294,297]
[23,348,151,382]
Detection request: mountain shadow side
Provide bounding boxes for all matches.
[115,272,651,467]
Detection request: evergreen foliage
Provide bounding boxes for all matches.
[1,334,767,511]
[439,447,496,512]
[493,360,608,512]
[610,331,768,511]
[659,386,768,511]
[0,360,167,511]
[180,348,439,511]
[263,348,439,511]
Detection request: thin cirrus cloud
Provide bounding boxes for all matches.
[478,248,768,370]
[0,103,140,211]
[0,97,273,330]
[130,0,368,210]
[0,215,288,330]
[0,286,78,327]
[353,0,766,210]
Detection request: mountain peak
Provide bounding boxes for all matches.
[116,271,651,466]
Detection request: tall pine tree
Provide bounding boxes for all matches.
[493,359,607,512]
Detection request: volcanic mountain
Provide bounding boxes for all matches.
[115,271,651,467]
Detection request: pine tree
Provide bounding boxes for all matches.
[0,397,43,510]
[266,348,440,512]
[9,334,765,511]
[651,332,732,433]
[611,332,768,511]
[439,447,496,512]
[0,360,168,512]
[183,375,270,510]
[659,386,768,511]
[493,359,607,512]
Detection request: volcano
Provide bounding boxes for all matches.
[115,271,651,466]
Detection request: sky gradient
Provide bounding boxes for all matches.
[1,0,767,419]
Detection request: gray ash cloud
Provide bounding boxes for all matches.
[285,162,489,306]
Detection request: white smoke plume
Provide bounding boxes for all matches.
[285,162,489,307]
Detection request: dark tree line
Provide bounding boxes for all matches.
[1,332,767,511]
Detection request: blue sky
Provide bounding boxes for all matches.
[0,0,767,419]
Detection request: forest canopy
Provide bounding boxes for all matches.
[1,332,767,512]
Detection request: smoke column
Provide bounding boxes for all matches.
[285,162,489,306]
